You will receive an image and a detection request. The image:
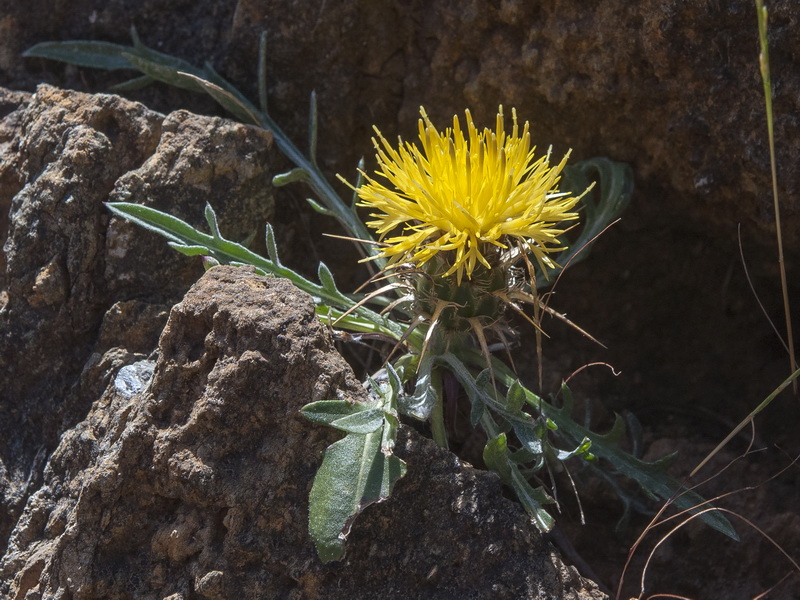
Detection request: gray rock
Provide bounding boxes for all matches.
[113,360,155,399]
[0,266,605,600]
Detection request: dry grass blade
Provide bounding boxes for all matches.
[689,366,800,478]
[754,0,797,395]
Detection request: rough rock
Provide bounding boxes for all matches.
[0,84,274,556]
[0,266,605,600]
[3,1,797,413]
[2,1,799,597]
[3,0,798,253]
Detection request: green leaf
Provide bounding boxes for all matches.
[123,53,205,93]
[506,380,526,413]
[301,399,378,426]
[483,433,554,531]
[204,203,221,238]
[483,433,512,483]
[306,197,334,216]
[512,419,544,459]
[452,350,737,538]
[469,393,485,428]
[200,60,264,125]
[308,430,406,562]
[23,40,135,70]
[109,74,156,92]
[264,223,281,266]
[400,354,437,420]
[330,409,386,434]
[385,362,403,399]
[273,168,310,187]
[317,262,338,294]
[536,157,634,288]
[105,202,404,341]
[308,90,319,165]
[540,384,738,540]
[168,243,212,256]
[509,468,555,531]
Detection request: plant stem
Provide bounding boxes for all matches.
[429,367,449,449]
[756,0,797,395]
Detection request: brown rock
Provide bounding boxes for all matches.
[0,266,605,600]
[4,2,798,250]
[0,84,274,556]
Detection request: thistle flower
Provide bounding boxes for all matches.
[354,106,581,284]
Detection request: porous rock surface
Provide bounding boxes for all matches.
[0,84,274,559]
[3,0,798,252]
[0,266,605,600]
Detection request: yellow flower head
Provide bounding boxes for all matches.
[354,106,581,283]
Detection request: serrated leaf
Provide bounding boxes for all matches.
[308,430,406,562]
[106,202,402,340]
[484,434,554,531]
[509,468,555,531]
[600,414,627,444]
[537,383,738,540]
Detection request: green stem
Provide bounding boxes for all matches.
[755,0,797,395]
[429,367,449,449]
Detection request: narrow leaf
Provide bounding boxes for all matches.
[109,74,156,92]
[24,41,134,70]
[273,168,310,187]
[168,243,213,256]
[204,203,221,238]
[317,262,339,294]
[264,223,281,265]
[306,197,334,216]
[123,53,206,94]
